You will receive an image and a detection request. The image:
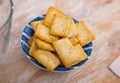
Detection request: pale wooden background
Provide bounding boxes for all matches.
[0,0,120,83]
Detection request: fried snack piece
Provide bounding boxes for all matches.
[43,6,64,27]
[32,49,61,71]
[67,18,78,38]
[53,38,81,68]
[52,52,64,66]
[74,44,88,61]
[35,38,55,51]
[69,36,79,45]
[29,41,38,56]
[50,14,71,37]
[28,36,36,47]
[76,21,95,46]
[35,24,58,43]
[31,20,43,31]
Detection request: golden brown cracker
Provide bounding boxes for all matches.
[69,36,79,45]
[74,44,88,61]
[53,38,81,68]
[43,6,64,27]
[50,15,71,37]
[32,49,61,71]
[76,21,95,46]
[35,38,55,51]
[28,36,34,47]
[31,20,43,31]
[29,41,38,56]
[35,24,59,43]
[67,18,78,38]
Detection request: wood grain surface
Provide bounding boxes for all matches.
[0,0,120,83]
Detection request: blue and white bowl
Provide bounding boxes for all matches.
[21,15,93,72]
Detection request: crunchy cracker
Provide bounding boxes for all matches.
[76,21,95,46]
[53,38,81,68]
[50,15,71,37]
[43,6,64,27]
[32,49,61,71]
[31,20,43,31]
[69,36,79,45]
[74,44,88,61]
[35,38,55,51]
[35,24,59,43]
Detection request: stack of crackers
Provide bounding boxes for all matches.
[28,7,95,71]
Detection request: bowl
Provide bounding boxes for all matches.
[21,15,93,72]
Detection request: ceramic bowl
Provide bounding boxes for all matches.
[21,15,93,72]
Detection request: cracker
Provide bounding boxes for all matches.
[53,38,81,68]
[32,49,61,71]
[35,24,59,43]
[31,20,43,31]
[43,6,64,27]
[28,36,35,47]
[29,41,38,56]
[50,15,71,37]
[74,44,88,61]
[67,18,78,38]
[76,21,95,46]
[69,36,79,45]
[35,38,55,51]
[52,52,63,66]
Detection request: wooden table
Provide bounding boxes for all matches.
[0,0,120,83]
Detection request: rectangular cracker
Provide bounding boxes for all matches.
[32,49,61,71]
[43,6,64,27]
[29,41,38,56]
[28,36,35,47]
[67,18,78,38]
[35,38,55,51]
[52,52,64,66]
[35,24,59,43]
[50,15,71,37]
[31,20,43,31]
[69,36,79,45]
[53,38,81,68]
[76,21,95,46]
[74,44,88,61]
